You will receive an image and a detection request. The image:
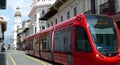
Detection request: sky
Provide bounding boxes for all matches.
[0,0,32,44]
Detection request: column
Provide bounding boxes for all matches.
[36,12,40,32]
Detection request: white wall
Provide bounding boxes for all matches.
[46,0,84,28]
[116,0,120,12]
[29,0,56,34]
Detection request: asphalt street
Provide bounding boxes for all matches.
[6,50,52,65]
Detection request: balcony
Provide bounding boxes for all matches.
[100,0,115,15]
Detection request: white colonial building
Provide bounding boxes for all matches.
[39,0,119,29]
[28,0,56,34]
[40,0,94,27]
[29,0,120,33]
[13,7,22,49]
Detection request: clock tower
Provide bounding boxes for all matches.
[13,6,22,49]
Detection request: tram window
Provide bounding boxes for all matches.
[27,40,29,49]
[30,39,33,50]
[35,37,38,50]
[76,27,92,52]
[54,29,66,52]
[46,34,51,51]
[54,34,60,51]
[60,30,66,52]
[41,37,47,50]
[33,38,35,50]
[30,39,32,50]
[67,28,72,52]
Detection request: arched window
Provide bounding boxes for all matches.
[42,10,45,15]
[74,7,77,16]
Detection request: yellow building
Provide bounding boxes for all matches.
[17,20,31,50]
[17,28,23,50]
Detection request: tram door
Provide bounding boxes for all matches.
[73,26,95,65]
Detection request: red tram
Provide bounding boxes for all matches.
[26,14,120,65]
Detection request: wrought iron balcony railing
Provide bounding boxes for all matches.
[100,0,115,15]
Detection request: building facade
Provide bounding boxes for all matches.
[28,0,56,35]
[40,0,95,27]
[39,0,120,31]
[113,0,120,30]
[17,27,22,50]
[22,20,31,50]
[0,17,7,51]
[13,7,22,49]
[16,20,31,50]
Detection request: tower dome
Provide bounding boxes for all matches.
[14,6,22,17]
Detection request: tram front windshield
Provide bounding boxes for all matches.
[86,15,118,57]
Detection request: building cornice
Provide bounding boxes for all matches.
[28,4,53,17]
[40,0,67,20]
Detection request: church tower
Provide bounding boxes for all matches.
[13,6,22,49]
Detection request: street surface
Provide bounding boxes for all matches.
[6,50,52,65]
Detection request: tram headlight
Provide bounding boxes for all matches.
[96,53,104,60]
